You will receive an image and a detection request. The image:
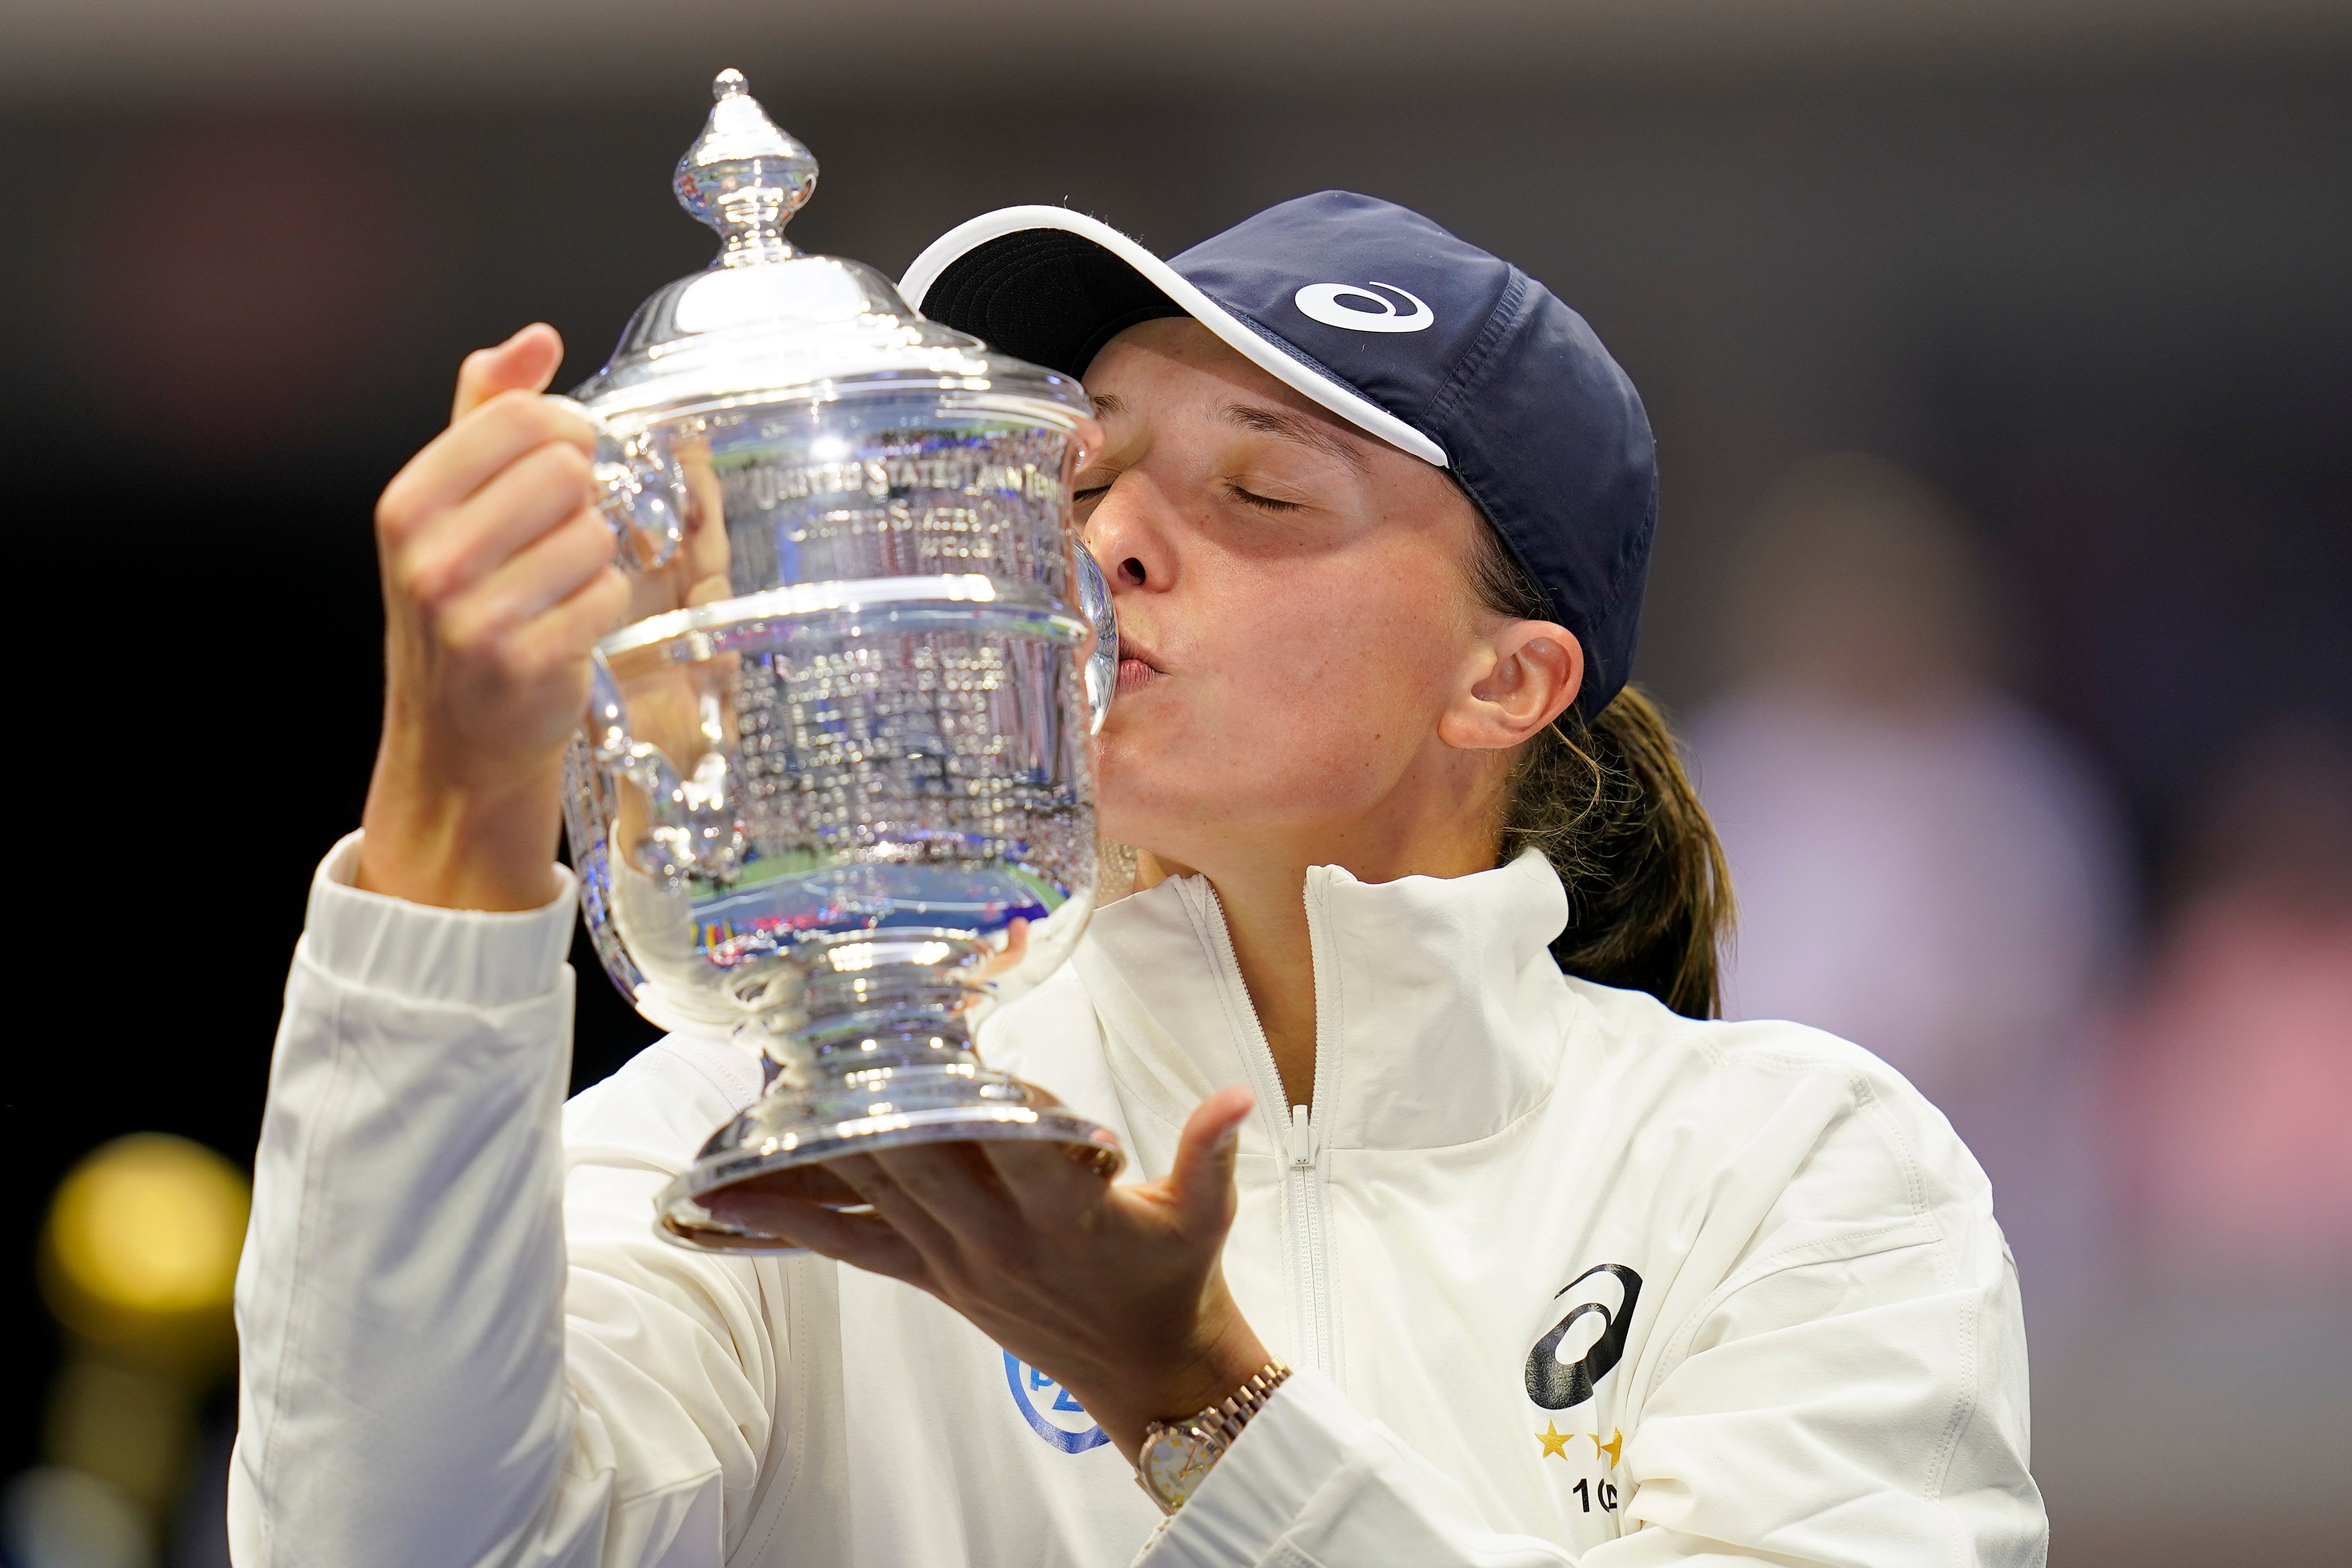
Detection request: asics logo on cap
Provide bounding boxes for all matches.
[1292,281,1435,333]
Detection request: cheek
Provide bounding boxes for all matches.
[1097,569,1454,825]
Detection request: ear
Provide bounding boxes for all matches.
[1438,621,1585,752]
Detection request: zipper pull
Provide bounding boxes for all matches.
[1287,1105,1318,1169]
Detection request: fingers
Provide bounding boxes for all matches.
[1163,1084,1253,1233]
[432,504,618,653]
[723,1164,866,1208]
[381,389,598,543]
[980,1135,1113,1230]
[701,1189,929,1283]
[678,442,731,575]
[496,555,632,678]
[833,1147,1009,1255]
[453,323,564,423]
[397,440,597,608]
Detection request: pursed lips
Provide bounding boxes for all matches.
[1114,626,1166,693]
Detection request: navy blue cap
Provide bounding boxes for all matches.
[901,192,1657,718]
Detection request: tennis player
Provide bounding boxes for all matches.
[230,194,2046,1566]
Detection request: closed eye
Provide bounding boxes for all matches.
[1226,482,1306,514]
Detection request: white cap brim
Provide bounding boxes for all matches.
[900,205,1449,469]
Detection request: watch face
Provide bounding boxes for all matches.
[1140,1428,1213,1510]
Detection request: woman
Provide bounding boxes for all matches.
[231,194,2043,1566]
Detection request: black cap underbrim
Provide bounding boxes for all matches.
[918,229,1189,379]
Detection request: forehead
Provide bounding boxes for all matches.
[1086,318,1379,456]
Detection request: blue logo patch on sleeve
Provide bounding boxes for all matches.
[1002,1352,1109,1453]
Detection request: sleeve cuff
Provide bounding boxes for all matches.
[301,831,579,1009]
[1149,1367,1357,1568]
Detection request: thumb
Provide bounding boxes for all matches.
[1165,1084,1253,1232]
[451,322,565,423]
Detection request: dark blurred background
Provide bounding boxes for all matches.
[3,4,2346,1564]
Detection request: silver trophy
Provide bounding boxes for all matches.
[557,70,1125,1250]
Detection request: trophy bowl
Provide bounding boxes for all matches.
[557,70,1124,1251]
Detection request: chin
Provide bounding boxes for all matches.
[1092,716,1323,853]
[1096,780,1306,875]
[1092,790,1159,857]
[1094,778,1210,867]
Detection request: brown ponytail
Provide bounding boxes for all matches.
[1468,534,1735,1019]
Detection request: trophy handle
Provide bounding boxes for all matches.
[1076,543,1117,736]
[585,653,744,882]
[544,394,690,571]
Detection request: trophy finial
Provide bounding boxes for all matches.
[675,68,818,268]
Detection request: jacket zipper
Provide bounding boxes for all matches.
[1197,879,1338,1377]
[1284,1102,1334,1375]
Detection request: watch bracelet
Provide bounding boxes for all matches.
[1186,1360,1293,1459]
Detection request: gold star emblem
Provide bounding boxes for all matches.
[1535,1420,1572,1459]
[1593,1428,1623,1468]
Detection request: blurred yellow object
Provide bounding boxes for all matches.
[40,1133,250,1370]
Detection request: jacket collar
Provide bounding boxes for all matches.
[1071,849,1578,1157]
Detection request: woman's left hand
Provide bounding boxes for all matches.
[704,1085,1268,1460]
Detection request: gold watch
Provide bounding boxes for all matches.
[1134,1361,1292,1515]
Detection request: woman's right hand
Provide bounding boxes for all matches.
[355,324,633,911]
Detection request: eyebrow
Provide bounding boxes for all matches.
[1222,402,1368,473]
[1090,393,1126,419]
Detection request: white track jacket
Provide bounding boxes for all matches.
[231,837,2046,1567]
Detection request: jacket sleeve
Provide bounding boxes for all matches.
[1143,1133,2042,1568]
[1135,1369,1585,1568]
[229,835,777,1568]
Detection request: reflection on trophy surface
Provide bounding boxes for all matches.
[556,69,1125,1251]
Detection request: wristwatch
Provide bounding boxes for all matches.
[1134,1361,1293,1515]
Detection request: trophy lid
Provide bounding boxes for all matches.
[572,70,1085,423]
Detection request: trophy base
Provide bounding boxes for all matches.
[651,1063,1124,1253]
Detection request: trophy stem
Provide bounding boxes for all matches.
[650,936,1123,1251]
[768,949,990,1081]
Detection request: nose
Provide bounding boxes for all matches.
[1085,474,1175,598]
